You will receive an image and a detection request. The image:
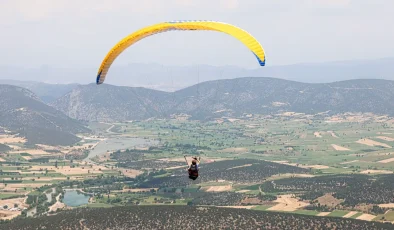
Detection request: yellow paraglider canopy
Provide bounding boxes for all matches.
[96,20,266,85]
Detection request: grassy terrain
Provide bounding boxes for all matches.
[328,210,350,217]
[109,115,394,171]
[2,113,394,223]
[252,205,272,211]
[374,210,394,221]
[292,210,321,216]
[350,212,364,219]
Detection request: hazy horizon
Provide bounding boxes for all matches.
[1,0,394,88]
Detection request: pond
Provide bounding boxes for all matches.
[84,137,158,161]
[63,190,90,207]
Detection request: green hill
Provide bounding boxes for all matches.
[0,84,90,145]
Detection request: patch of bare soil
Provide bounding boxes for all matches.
[0,135,26,144]
[215,119,224,124]
[218,148,248,153]
[360,170,393,174]
[30,165,105,175]
[216,206,255,209]
[327,131,339,138]
[10,149,53,155]
[376,136,394,142]
[119,168,143,178]
[317,212,331,216]
[49,194,65,212]
[314,132,322,138]
[303,165,330,169]
[0,210,21,220]
[356,138,391,148]
[0,198,28,209]
[340,160,359,165]
[378,157,394,163]
[0,197,29,220]
[236,190,250,193]
[267,194,309,212]
[205,185,232,192]
[343,211,358,218]
[1,183,48,189]
[21,156,32,160]
[7,145,22,150]
[269,161,329,169]
[378,203,394,208]
[356,214,376,221]
[316,194,343,207]
[227,118,241,123]
[331,144,350,151]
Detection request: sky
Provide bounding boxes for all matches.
[0,0,393,70]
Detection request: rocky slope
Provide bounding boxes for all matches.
[0,84,90,145]
[52,78,394,122]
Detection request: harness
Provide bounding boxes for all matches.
[188,164,199,177]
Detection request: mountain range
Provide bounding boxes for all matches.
[51,78,394,122]
[1,57,394,92]
[2,76,394,144]
[0,80,79,103]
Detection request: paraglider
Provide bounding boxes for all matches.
[95,21,266,180]
[96,20,266,85]
[185,156,200,180]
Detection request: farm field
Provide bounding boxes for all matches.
[1,113,394,226]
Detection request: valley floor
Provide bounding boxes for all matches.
[1,113,394,226]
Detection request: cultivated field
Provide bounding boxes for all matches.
[2,113,394,225]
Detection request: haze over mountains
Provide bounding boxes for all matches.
[50,78,394,122]
[1,57,394,91]
[2,56,394,143]
[0,79,79,103]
